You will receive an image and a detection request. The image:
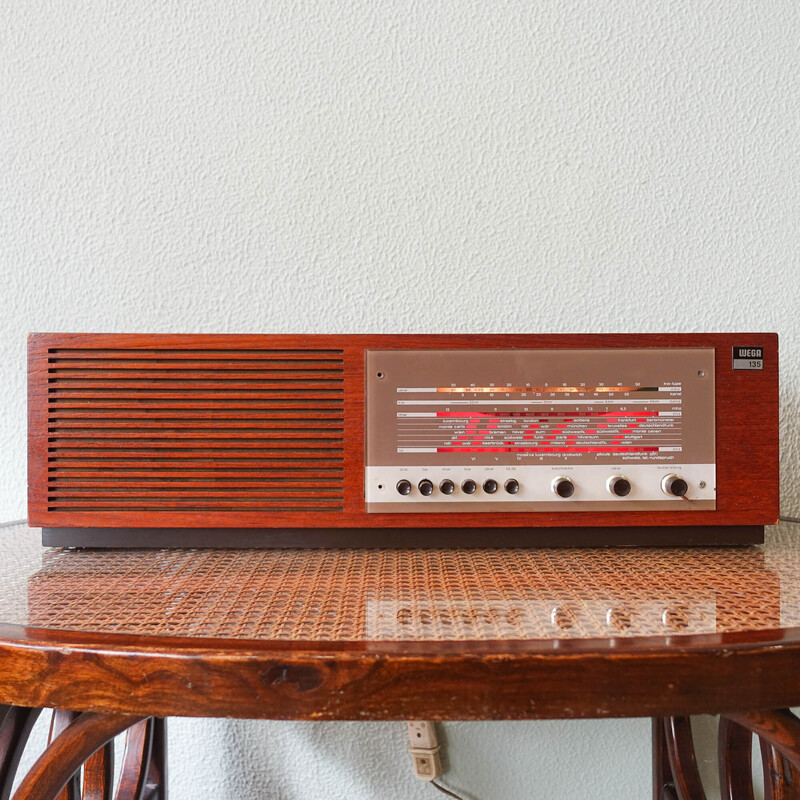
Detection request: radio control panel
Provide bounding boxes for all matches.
[365,348,716,513]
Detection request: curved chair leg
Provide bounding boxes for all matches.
[0,706,42,800]
[82,736,115,800]
[663,717,708,800]
[761,738,800,800]
[113,717,167,800]
[12,712,144,800]
[49,710,81,800]
[145,719,167,800]
[725,711,800,774]
[655,711,800,800]
[653,717,679,800]
[718,716,755,800]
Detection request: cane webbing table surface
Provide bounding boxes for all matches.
[2,521,800,799]
[12,530,790,642]
[4,523,799,643]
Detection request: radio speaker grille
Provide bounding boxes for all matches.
[44,347,345,512]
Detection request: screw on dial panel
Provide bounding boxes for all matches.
[551,477,574,498]
[396,480,412,496]
[439,479,455,495]
[461,479,477,494]
[661,475,688,497]
[483,479,498,494]
[504,478,520,494]
[606,475,631,497]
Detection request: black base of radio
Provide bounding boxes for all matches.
[41,525,764,549]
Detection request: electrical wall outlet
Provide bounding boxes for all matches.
[407,721,442,781]
[407,721,438,750]
[409,748,442,781]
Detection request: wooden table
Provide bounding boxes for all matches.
[1,521,800,799]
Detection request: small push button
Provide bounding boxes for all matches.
[396,479,412,496]
[461,479,477,494]
[504,478,520,494]
[418,479,434,496]
[439,479,455,495]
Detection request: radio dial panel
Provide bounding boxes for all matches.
[365,348,716,513]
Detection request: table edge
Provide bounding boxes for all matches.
[2,622,800,720]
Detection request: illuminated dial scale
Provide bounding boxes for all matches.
[365,348,716,513]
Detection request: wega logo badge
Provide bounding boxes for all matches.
[732,346,764,370]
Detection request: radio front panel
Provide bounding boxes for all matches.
[27,332,779,546]
[365,348,716,512]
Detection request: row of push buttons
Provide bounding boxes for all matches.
[395,478,520,496]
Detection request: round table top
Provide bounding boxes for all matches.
[1,521,800,720]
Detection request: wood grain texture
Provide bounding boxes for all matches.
[761,738,800,800]
[718,716,755,800]
[2,624,800,721]
[48,710,80,800]
[144,719,166,800]
[80,736,114,800]
[115,720,152,800]
[652,717,677,800]
[664,716,707,800]
[0,706,41,800]
[12,712,144,800]
[27,333,780,534]
[725,711,800,772]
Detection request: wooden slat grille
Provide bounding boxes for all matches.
[46,348,345,512]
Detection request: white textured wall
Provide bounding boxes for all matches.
[2,1,799,798]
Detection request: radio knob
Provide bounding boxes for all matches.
[418,479,434,496]
[552,476,575,498]
[396,479,412,496]
[662,475,688,497]
[461,479,477,494]
[483,478,498,494]
[607,475,631,497]
[439,479,455,495]
[504,478,520,494]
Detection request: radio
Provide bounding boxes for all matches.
[28,333,779,547]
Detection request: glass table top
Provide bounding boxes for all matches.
[1,522,798,642]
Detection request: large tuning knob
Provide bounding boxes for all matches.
[551,476,574,498]
[606,475,631,497]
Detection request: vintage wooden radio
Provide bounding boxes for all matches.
[27,333,779,547]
